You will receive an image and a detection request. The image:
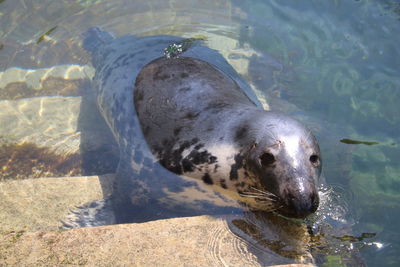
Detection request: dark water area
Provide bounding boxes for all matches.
[0,0,399,266]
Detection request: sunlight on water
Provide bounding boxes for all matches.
[0,0,399,266]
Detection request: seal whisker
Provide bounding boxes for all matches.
[239,193,277,203]
[241,193,276,200]
[249,187,277,197]
[240,193,268,198]
[239,193,273,199]
[249,187,271,194]
[240,190,274,197]
[240,191,266,196]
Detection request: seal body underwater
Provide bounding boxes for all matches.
[83,28,322,223]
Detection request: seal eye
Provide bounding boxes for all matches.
[310,155,320,166]
[260,152,275,166]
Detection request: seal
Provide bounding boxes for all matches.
[83,28,321,222]
[134,56,322,219]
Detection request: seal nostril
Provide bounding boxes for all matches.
[281,188,320,218]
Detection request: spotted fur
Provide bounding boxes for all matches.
[84,28,322,222]
[134,57,322,219]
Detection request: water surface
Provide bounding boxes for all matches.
[1,0,399,266]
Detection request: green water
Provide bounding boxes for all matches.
[0,0,399,266]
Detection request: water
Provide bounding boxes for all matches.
[1,0,399,266]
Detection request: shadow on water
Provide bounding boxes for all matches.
[1,0,398,265]
[75,82,121,203]
[228,212,315,265]
[76,77,119,177]
[223,209,371,266]
[70,32,372,266]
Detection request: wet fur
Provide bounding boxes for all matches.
[134,57,322,218]
[84,28,321,221]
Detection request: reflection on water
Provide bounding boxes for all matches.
[0,0,399,266]
[230,212,314,265]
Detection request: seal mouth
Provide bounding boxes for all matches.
[277,191,320,219]
[277,206,317,219]
[240,185,320,219]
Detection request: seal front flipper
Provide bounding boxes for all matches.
[110,158,154,224]
[62,198,116,229]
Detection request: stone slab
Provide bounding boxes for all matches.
[0,215,313,267]
[0,175,315,266]
[0,174,115,232]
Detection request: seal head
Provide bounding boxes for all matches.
[242,112,321,219]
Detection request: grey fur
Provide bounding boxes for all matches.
[84,28,321,222]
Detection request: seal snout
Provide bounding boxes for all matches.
[281,183,319,219]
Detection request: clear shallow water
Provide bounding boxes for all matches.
[0,0,399,266]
